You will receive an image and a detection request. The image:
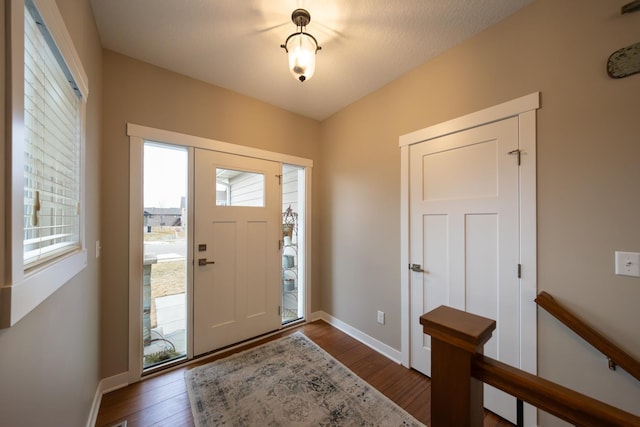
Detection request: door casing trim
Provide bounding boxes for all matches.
[399,92,539,424]
[127,124,313,383]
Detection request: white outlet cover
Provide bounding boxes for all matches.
[615,251,640,277]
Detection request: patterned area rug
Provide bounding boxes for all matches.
[185,332,425,426]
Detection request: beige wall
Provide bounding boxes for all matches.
[320,0,640,424]
[100,51,322,378]
[0,0,103,425]
[2,0,633,424]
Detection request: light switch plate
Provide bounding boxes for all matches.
[615,251,640,277]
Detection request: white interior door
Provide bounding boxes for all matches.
[409,117,522,423]
[193,149,281,355]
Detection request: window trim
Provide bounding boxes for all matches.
[1,0,88,328]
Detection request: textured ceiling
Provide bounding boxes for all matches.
[90,0,533,121]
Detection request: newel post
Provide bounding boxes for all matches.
[420,306,496,427]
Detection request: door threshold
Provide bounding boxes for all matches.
[142,355,188,377]
[139,319,310,381]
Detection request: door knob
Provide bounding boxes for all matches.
[198,258,215,266]
[410,263,427,273]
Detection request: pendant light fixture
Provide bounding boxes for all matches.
[280,9,321,82]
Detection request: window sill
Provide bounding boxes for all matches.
[0,248,87,328]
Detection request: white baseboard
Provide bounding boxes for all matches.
[310,310,402,364]
[86,384,102,427]
[86,372,130,427]
[100,371,131,394]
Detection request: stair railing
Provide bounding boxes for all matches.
[535,291,640,382]
[420,305,640,426]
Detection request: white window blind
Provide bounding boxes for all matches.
[23,2,82,269]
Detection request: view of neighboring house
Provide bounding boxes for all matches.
[144,207,184,228]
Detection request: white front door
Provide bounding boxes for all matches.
[193,148,281,355]
[409,117,522,423]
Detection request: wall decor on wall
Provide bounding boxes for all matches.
[621,0,640,14]
[608,41,640,79]
[607,1,640,79]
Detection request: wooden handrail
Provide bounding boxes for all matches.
[536,291,640,382]
[473,355,640,426]
[421,306,640,427]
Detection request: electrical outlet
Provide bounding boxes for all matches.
[377,310,385,325]
[96,240,101,258]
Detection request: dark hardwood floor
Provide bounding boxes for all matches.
[96,320,513,426]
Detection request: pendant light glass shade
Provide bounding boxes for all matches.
[285,32,317,82]
[280,9,321,82]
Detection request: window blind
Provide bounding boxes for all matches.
[23,2,82,269]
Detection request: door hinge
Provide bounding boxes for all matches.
[276,174,282,185]
[278,305,281,315]
[517,263,522,278]
[279,239,283,250]
[508,149,522,166]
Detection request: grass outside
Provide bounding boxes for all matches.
[144,227,186,241]
[146,227,187,328]
[151,261,186,298]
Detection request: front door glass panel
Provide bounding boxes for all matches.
[216,168,265,207]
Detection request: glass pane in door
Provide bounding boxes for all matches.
[282,164,305,324]
[216,168,265,207]
[143,143,188,370]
